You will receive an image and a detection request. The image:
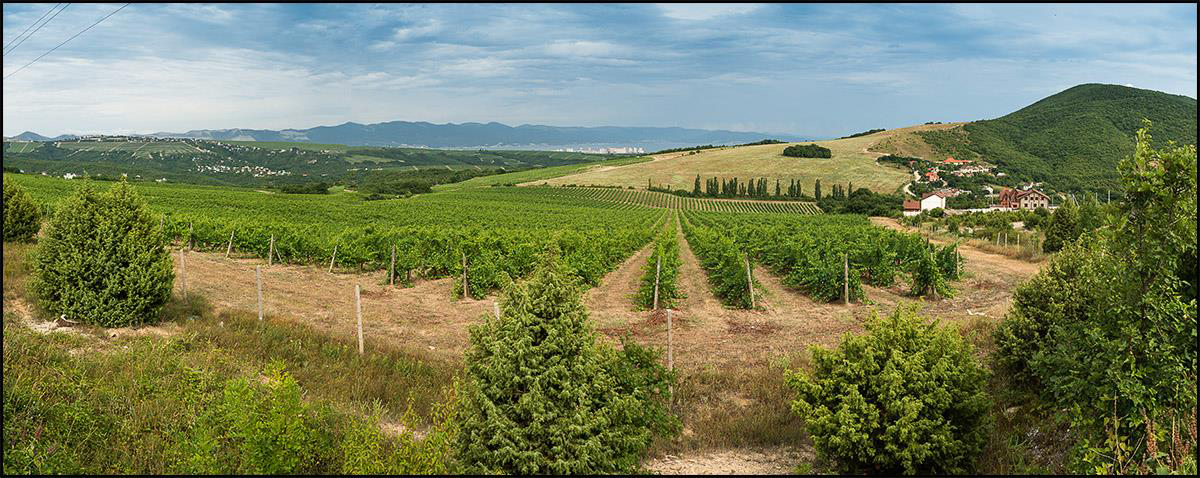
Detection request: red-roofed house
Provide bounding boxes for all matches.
[997,188,1050,210]
[925,170,940,182]
[944,157,973,164]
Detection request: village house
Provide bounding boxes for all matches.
[902,191,950,216]
[924,170,940,182]
[943,156,972,165]
[996,188,1050,210]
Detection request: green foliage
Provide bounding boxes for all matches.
[909,240,955,299]
[782,143,833,158]
[456,254,679,474]
[994,121,1197,474]
[1042,197,1080,253]
[636,225,683,309]
[917,84,1197,192]
[278,181,331,194]
[31,179,173,327]
[787,306,991,474]
[1,321,455,474]
[681,216,758,308]
[839,128,886,139]
[3,177,40,242]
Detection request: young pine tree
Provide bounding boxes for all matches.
[3,177,41,243]
[32,179,174,326]
[456,253,678,474]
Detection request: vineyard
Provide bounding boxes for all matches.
[7,174,665,298]
[635,219,683,309]
[521,186,822,214]
[682,210,962,305]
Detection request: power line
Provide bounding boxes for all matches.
[3,3,70,57]
[2,3,62,53]
[4,3,128,81]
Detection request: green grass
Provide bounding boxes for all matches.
[2,244,460,474]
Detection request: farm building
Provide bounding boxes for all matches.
[902,191,950,217]
[996,188,1050,210]
[944,157,972,164]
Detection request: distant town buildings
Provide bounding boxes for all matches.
[553,146,645,154]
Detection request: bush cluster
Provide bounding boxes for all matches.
[31,179,174,327]
[3,177,41,242]
[787,306,991,474]
[782,143,832,158]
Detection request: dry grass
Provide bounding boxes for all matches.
[533,138,914,194]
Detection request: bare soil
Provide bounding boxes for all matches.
[154,216,1043,474]
[175,252,494,363]
[645,446,813,475]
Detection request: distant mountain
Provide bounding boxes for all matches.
[917,83,1197,192]
[140,121,807,150]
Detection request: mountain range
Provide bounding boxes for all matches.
[10,122,810,151]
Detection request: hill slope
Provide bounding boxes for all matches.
[531,132,919,194]
[916,83,1197,191]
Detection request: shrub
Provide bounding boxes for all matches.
[1042,197,1080,253]
[455,253,678,474]
[31,179,173,327]
[787,306,991,474]
[782,143,832,158]
[3,177,41,242]
[993,122,1197,474]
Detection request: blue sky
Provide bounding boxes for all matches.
[2,3,1196,138]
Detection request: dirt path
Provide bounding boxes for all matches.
[584,241,655,328]
[645,446,812,475]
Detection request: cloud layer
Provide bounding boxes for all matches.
[3,3,1196,137]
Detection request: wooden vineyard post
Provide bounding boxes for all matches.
[256,266,264,321]
[268,234,275,266]
[225,230,235,258]
[462,252,469,299]
[390,244,396,287]
[667,308,674,405]
[843,252,849,305]
[653,254,662,310]
[744,255,755,309]
[188,223,194,250]
[494,301,501,319]
[179,248,187,301]
[329,244,337,273]
[355,284,364,355]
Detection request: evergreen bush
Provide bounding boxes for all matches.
[3,177,41,242]
[455,253,678,474]
[787,306,991,474]
[31,179,174,327]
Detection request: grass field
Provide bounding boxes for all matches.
[532,125,967,194]
[432,155,652,191]
[53,140,202,157]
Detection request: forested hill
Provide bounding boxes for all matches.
[918,83,1197,192]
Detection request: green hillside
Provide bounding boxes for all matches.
[919,83,1197,192]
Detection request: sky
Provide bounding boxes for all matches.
[2,3,1196,138]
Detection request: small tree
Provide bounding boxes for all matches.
[31,179,174,327]
[787,306,991,474]
[3,177,41,242]
[456,253,678,474]
[1042,196,1080,253]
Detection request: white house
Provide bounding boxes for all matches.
[902,191,950,216]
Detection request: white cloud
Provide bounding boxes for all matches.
[656,3,763,21]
